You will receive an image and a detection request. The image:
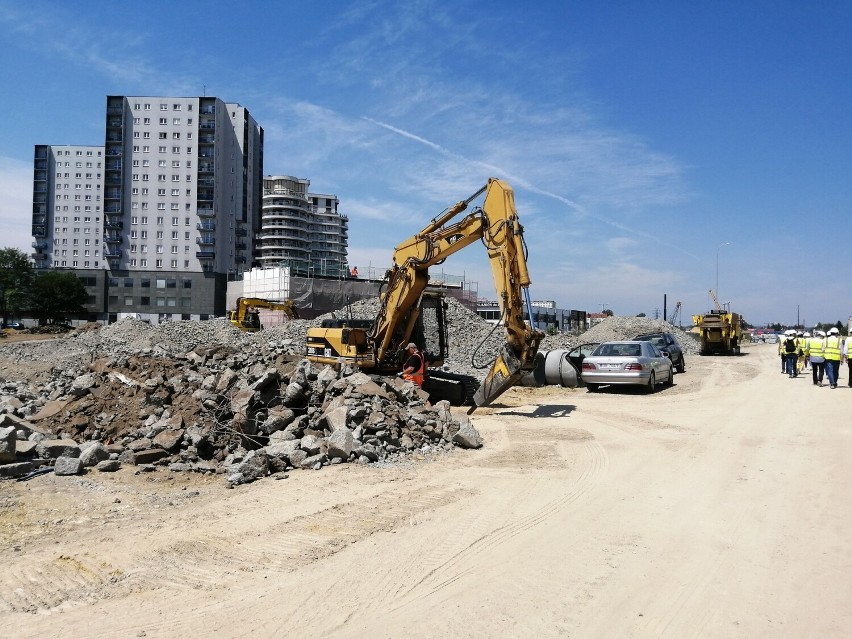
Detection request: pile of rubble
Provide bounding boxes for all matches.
[540,315,700,355]
[0,345,482,485]
[0,299,696,484]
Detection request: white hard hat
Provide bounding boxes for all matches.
[829,327,839,334]
[816,330,826,337]
[804,332,811,337]
[785,329,796,335]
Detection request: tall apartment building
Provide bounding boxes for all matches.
[258,175,348,277]
[32,95,263,322]
[32,145,105,269]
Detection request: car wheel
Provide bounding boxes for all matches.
[645,372,656,394]
[585,383,599,393]
[665,366,674,386]
[676,356,685,374]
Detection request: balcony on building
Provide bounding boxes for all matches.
[32,226,46,238]
[32,240,48,251]
[196,236,215,246]
[104,219,124,230]
[200,106,215,115]
[199,121,216,130]
[105,204,122,213]
[197,221,216,231]
[196,251,215,260]
[104,248,123,258]
[197,189,214,201]
[34,170,47,182]
[105,148,122,157]
[197,178,214,187]
[106,119,122,128]
[104,234,123,244]
[198,163,214,173]
[197,207,215,218]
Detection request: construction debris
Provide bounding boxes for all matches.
[0,299,694,484]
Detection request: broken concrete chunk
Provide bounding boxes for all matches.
[451,418,483,449]
[0,426,16,463]
[153,428,185,452]
[54,456,83,476]
[36,439,81,459]
[79,442,111,467]
[327,427,354,460]
[0,461,33,478]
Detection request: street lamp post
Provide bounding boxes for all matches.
[716,242,731,301]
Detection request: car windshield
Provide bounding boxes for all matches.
[595,343,642,357]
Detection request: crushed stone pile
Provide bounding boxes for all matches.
[541,316,700,356]
[0,300,698,483]
[0,347,482,484]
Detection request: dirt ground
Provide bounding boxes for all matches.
[2,343,851,638]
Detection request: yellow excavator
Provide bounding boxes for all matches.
[305,178,544,409]
[228,297,299,332]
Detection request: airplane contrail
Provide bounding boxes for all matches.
[364,116,699,261]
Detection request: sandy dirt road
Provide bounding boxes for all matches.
[2,343,851,638]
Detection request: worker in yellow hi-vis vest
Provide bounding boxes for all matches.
[806,331,826,386]
[823,328,842,388]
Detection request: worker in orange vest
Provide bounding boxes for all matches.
[401,342,425,388]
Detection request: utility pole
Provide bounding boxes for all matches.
[600,303,608,314]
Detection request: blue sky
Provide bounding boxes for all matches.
[0,1,849,327]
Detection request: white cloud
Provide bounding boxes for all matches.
[0,157,35,253]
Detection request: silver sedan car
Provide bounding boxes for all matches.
[581,340,674,393]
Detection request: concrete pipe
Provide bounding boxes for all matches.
[531,349,579,388]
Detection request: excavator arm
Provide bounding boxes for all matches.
[369,178,543,408]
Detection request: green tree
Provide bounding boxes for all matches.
[0,248,34,324]
[636,312,646,317]
[603,309,614,316]
[29,271,88,325]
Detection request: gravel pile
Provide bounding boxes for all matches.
[0,300,698,385]
[541,315,700,356]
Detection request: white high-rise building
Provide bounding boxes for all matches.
[32,95,263,322]
[258,175,348,277]
[32,145,105,269]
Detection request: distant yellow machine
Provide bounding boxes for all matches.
[692,290,743,355]
[228,297,298,332]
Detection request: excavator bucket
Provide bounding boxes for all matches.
[469,343,526,412]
